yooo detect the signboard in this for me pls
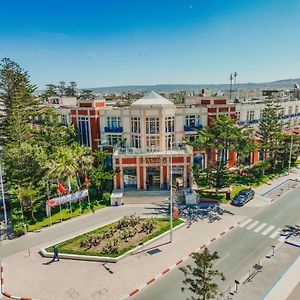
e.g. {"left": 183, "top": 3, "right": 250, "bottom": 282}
{"left": 146, "top": 157, "right": 167, "bottom": 164}
{"left": 47, "top": 189, "right": 88, "bottom": 207}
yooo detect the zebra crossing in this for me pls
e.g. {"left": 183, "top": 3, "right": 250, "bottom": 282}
{"left": 239, "top": 219, "right": 286, "bottom": 242}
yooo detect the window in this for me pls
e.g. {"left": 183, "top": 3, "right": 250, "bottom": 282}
{"left": 165, "top": 134, "right": 174, "bottom": 149}
{"left": 131, "top": 135, "right": 141, "bottom": 148}
{"left": 107, "top": 116, "right": 121, "bottom": 128}
{"left": 246, "top": 110, "right": 254, "bottom": 122}
{"left": 288, "top": 106, "right": 293, "bottom": 116}
{"left": 185, "top": 115, "right": 200, "bottom": 126}
{"left": 146, "top": 136, "right": 160, "bottom": 151}
{"left": 165, "top": 116, "right": 174, "bottom": 132}
{"left": 61, "top": 114, "right": 68, "bottom": 125}
{"left": 107, "top": 134, "right": 122, "bottom": 146}
{"left": 78, "top": 117, "right": 90, "bottom": 147}
{"left": 146, "top": 117, "right": 159, "bottom": 134}
{"left": 131, "top": 117, "right": 140, "bottom": 133}
{"left": 259, "top": 110, "right": 264, "bottom": 120}
{"left": 235, "top": 112, "right": 241, "bottom": 121}
{"left": 295, "top": 106, "right": 298, "bottom": 114}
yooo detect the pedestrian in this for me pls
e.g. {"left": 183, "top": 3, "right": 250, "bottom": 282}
{"left": 53, "top": 245, "right": 59, "bottom": 261}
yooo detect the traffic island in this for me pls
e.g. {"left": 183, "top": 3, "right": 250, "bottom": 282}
{"left": 40, "top": 215, "right": 184, "bottom": 263}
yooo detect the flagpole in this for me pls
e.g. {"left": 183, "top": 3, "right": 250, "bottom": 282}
{"left": 57, "top": 179, "right": 63, "bottom": 222}
{"left": 59, "top": 204, "right": 62, "bottom": 222}
{"left": 49, "top": 207, "right": 52, "bottom": 226}
{"left": 85, "top": 174, "right": 91, "bottom": 212}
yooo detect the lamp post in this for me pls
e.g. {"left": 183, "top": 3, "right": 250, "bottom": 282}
{"left": 0, "top": 147, "right": 7, "bottom": 227}
{"left": 169, "top": 137, "right": 173, "bottom": 243}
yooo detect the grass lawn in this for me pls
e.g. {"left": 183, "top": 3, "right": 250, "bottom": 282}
{"left": 28, "top": 202, "right": 106, "bottom": 232}
{"left": 46, "top": 216, "right": 183, "bottom": 258}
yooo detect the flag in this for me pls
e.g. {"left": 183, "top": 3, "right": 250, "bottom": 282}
{"left": 58, "top": 182, "right": 67, "bottom": 193}
{"left": 84, "top": 175, "right": 89, "bottom": 186}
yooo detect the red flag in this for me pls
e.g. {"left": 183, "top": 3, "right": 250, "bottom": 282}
{"left": 58, "top": 181, "right": 67, "bottom": 193}
{"left": 84, "top": 175, "right": 89, "bottom": 186}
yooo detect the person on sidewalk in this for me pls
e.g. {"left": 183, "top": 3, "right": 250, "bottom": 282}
{"left": 53, "top": 245, "right": 60, "bottom": 261}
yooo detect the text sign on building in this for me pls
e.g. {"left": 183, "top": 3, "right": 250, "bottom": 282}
{"left": 47, "top": 190, "right": 89, "bottom": 207}
{"left": 145, "top": 157, "right": 167, "bottom": 164}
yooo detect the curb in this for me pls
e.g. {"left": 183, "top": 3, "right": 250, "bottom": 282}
{"left": 1, "top": 263, "right": 38, "bottom": 300}
{"left": 122, "top": 221, "right": 241, "bottom": 299}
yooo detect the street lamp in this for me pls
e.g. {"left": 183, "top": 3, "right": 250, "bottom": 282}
{"left": 0, "top": 147, "right": 7, "bottom": 227}
{"left": 271, "top": 245, "right": 275, "bottom": 256}
{"left": 170, "top": 137, "right": 173, "bottom": 243}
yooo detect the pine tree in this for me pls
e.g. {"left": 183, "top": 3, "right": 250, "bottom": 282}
{"left": 258, "top": 101, "right": 284, "bottom": 169}
{"left": 180, "top": 248, "right": 225, "bottom": 300}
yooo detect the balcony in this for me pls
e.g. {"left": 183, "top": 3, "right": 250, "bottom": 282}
{"left": 104, "top": 126, "right": 123, "bottom": 133}
{"left": 184, "top": 124, "right": 203, "bottom": 131}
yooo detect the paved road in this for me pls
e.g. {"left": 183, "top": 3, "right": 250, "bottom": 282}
{"left": 132, "top": 185, "right": 300, "bottom": 300}
{"left": 1, "top": 204, "right": 162, "bottom": 257}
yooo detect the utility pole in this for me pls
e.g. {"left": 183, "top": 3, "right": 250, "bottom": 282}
{"left": 0, "top": 158, "right": 7, "bottom": 227}
{"left": 234, "top": 72, "right": 238, "bottom": 98}
{"left": 229, "top": 73, "right": 233, "bottom": 100}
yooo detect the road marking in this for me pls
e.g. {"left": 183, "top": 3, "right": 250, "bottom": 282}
{"left": 239, "top": 219, "right": 253, "bottom": 228}
{"left": 247, "top": 221, "right": 260, "bottom": 230}
{"left": 270, "top": 228, "right": 281, "bottom": 239}
{"left": 262, "top": 225, "right": 275, "bottom": 235}
{"left": 254, "top": 223, "right": 267, "bottom": 233}
{"left": 215, "top": 253, "right": 230, "bottom": 265}
{"left": 278, "top": 236, "right": 286, "bottom": 242}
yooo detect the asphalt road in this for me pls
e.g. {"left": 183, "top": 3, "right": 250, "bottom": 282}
{"left": 132, "top": 185, "right": 300, "bottom": 300}
{"left": 1, "top": 204, "right": 161, "bottom": 257}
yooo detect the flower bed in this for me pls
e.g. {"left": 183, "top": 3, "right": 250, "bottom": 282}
{"left": 46, "top": 215, "right": 183, "bottom": 258}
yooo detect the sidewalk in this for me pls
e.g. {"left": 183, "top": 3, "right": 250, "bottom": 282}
{"left": 1, "top": 167, "right": 300, "bottom": 300}
{"left": 230, "top": 242, "right": 300, "bottom": 300}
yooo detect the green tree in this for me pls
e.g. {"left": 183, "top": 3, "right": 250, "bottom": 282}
{"left": 180, "top": 248, "right": 225, "bottom": 300}
{"left": 65, "top": 81, "right": 77, "bottom": 97}
{"left": 89, "top": 151, "right": 114, "bottom": 197}
{"left": 58, "top": 81, "right": 66, "bottom": 96}
{"left": 258, "top": 101, "right": 284, "bottom": 169}
{"left": 79, "top": 89, "right": 95, "bottom": 100}
{"left": 41, "top": 83, "right": 58, "bottom": 100}
{"left": 191, "top": 115, "right": 243, "bottom": 194}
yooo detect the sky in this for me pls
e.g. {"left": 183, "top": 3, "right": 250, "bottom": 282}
{"left": 1, "top": 0, "right": 300, "bottom": 89}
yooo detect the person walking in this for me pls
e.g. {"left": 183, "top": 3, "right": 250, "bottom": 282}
{"left": 53, "top": 245, "right": 60, "bottom": 261}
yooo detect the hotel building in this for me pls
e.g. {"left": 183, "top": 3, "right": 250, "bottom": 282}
{"left": 55, "top": 85, "right": 300, "bottom": 191}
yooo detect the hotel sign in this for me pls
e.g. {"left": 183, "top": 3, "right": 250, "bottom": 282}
{"left": 146, "top": 157, "right": 167, "bottom": 164}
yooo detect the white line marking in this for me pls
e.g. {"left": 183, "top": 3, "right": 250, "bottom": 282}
{"left": 278, "top": 236, "right": 286, "bottom": 242}
{"left": 270, "top": 228, "right": 281, "bottom": 239}
{"left": 215, "top": 253, "right": 230, "bottom": 265}
{"left": 239, "top": 219, "right": 253, "bottom": 228}
{"left": 254, "top": 223, "right": 267, "bottom": 233}
{"left": 247, "top": 221, "right": 260, "bottom": 230}
{"left": 262, "top": 225, "right": 275, "bottom": 235}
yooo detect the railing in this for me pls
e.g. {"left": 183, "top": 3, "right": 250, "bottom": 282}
{"left": 184, "top": 124, "right": 203, "bottom": 131}
{"left": 104, "top": 126, "right": 123, "bottom": 133}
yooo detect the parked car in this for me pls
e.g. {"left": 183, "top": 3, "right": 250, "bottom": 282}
{"left": 231, "top": 189, "right": 255, "bottom": 206}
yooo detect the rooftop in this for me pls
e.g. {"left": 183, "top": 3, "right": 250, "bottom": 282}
{"left": 130, "top": 91, "right": 174, "bottom": 108}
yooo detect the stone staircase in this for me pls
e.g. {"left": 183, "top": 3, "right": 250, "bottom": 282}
{"left": 122, "top": 190, "right": 170, "bottom": 204}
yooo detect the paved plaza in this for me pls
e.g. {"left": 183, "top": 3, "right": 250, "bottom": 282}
{"left": 1, "top": 168, "right": 300, "bottom": 300}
